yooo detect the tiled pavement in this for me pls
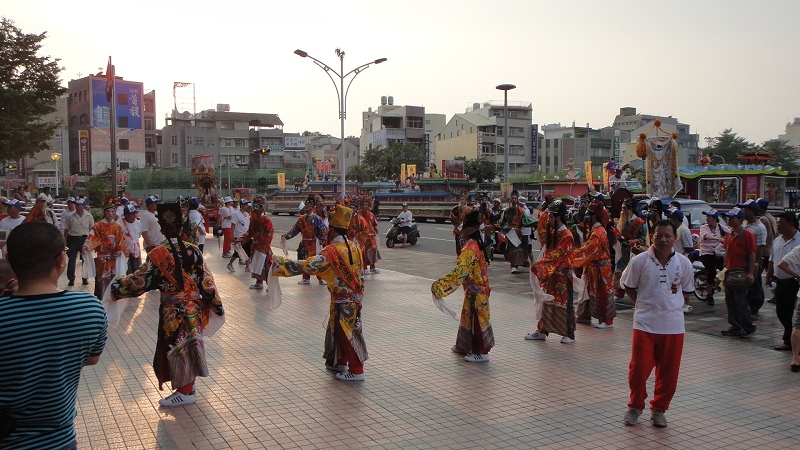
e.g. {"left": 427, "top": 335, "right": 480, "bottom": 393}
{"left": 71, "top": 241, "right": 800, "bottom": 449}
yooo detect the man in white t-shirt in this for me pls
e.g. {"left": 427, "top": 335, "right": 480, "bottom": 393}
{"left": 0, "top": 200, "right": 26, "bottom": 256}
{"left": 227, "top": 200, "right": 251, "bottom": 271}
{"left": 139, "top": 195, "right": 165, "bottom": 252}
{"left": 620, "top": 219, "right": 694, "bottom": 428}
{"left": 60, "top": 198, "right": 76, "bottom": 231}
{"left": 219, "top": 196, "right": 234, "bottom": 258}
{"left": 118, "top": 205, "right": 142, "bottom": 274}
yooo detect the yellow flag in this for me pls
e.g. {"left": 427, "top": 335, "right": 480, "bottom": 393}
{"left": 407, "top": 164, "right": 416, "bottom": 178}
{"left": 401, "top": 164, "right": 407, "bottom": 181}
{"left": 277, "top": 173, "right": 286, "bottom": 190}
{"left": 584, "top": 161, "right": 594, "bottom": 186}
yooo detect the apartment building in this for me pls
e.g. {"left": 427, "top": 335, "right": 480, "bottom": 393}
{"left": 435, "top": 101, "right": 533, "bottom": 176}
{"left": 358, "top": 96, "right": 445, "bottom": 169}
{"left": 161, "top": 105, "right": 284, "bottom": 170}
{"left": 540, "top": 123, "right": 612, "bottom": 176}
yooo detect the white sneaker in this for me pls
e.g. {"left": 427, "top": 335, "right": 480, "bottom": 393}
{"left": 362, "top": 270, "right": 369, "bottom": 276}
{"left": 524, "top": 330, "right": 546, "bottom": 341}
{"left": 226, "top": 263, "right": 235, "bottom": 273}
{"left": 371, "top": 268, "right": 381, "bottom": 274}
{"left": 594, "top": 322, "right": 613, "bottom": 329}
{"left": 560, "top": 336, "right": 575, "bottom": 344}
{"left": 158, "top": 391, "right": 195, "bottom": 407}
{"left": 511, "top": 267, "right": 521, "bottom": 274}
{"left": 464, "top": 353, "right": 490, "bottom": 363}
{"left": 335, "top": 371, "right": 365, "bottom": 381}
{"left": 249, "top": 283, "right": 264, "bottom": 290}
{"left": 681, "top": 304, "right": 693, "bottom": 313}
{"left": 613, "top": 296, "right": 624, "bottom": 303}
{"left": 624, "top": 408, "right": 643, "bottom": 426}
{"left": 298, "top": 279, "right": 311, "bottom": 285}
{"left": 319, "top": 279, "right": 327, "bottom": 285}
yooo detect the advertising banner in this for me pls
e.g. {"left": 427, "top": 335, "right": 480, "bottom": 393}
{"left": 531, "top": 124, "right": 539, "bottom": 166}
{"left": 277, "top": 173, "right": 286, "bottom": 190}
{"left": 91, "top": 78, "right": 143, "bottom": 129}
{"left": 79, "top": 130, "right": 90, "bottom": 173}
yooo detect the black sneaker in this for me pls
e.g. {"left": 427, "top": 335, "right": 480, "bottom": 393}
{"left": 68, "top": 280, "right": 75, "bottom": 287}
{"left": 82, "top": 279, "right": 89, "bottom": 285}
{"left": 721, "top": 328, "right": 743, "bottom": 336}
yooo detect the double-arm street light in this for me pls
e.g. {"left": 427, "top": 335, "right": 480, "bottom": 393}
{"left": 294, "top": 48, "right": 387, "bottom": 198}
{"left": 496, "top": 84, "right": 516, "bottom": 183}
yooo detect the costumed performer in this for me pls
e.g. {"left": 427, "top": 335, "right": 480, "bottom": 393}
{"left": 573, "top": 202, "right": 616, "bottom": 328}
{"left": 107, "top": 201, "right": 225, "bottom": 407}
{"left": 271, "top": 204, "right": 367, "bottom": 381}
{"left": 431, "top": 211, "right": 495, "bottom": 362}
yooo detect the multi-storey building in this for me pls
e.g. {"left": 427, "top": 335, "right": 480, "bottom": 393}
{"left": 358, "top": 96, "right": 444, "bottom": 170}
{"left": 161, "top": 104, "right": 284, "bottom": 170}
{"left": 435, "top": 101, "right": 533, "bottom": 176}
{"left": 66, "top": 74, "right": 151, "bottom": 175}
{"left": 778, "top": 117, "right": 800, "bottom": 152}
{"left": 540, "top": 123, "right": 612, "bottom": 176}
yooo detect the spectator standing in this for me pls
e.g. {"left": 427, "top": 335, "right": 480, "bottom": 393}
{"left": 738, "top": 200, "right": 767, "bottom": 320}
{"left": 63, "top": 199, "right": 94, "bottom": 287}
{"left": 621, "top": 219, "right": 693, "bottom": 428}
{"left": 0, "top": 222, "right": 107, "bottom": 448}
{"left": 140, "top": 195, "right": 165, "bottom": 252}
{"left": 720, "top": 207, "right": 758, "bottom": 337}
{"left": 770, "top": 212, "right": 800, "bottom": 351}
{"left": 219, "top": 196, "right": 234, "bottom": 258}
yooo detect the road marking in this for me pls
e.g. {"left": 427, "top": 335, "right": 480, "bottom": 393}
{"left": 421, "top": 236, "right": 451, "bottom": 242}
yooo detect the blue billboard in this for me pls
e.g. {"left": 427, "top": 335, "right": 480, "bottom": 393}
{"left": 91, "top": 78, "right": 143, "bottom": 129}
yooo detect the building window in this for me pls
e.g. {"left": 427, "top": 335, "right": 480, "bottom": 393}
{"left": 144, "top": 118, "right": 154, "bottom": 130}
{"left": 195, "top": 137, "right": 204, "bottom": 145}
{"left": 407, "top": 116, "right": 423, "bottom": 128}
{"left": 186, "top": 136, "right": 193, "bottom": 144}
{"left": 144, "top": 99, "right": 154, "bottom": 112}
{"left": 509, "top": 126, "right": 525, "bottom": 137}
{"left": 510, "top": 145, "right": 524, "bottom": 155}
{"left": 235, "top": 138, "right": 247, "bottom": 147}
{"left": 118, "top": 116, "right": 129, "bottom": 128}
{"left": 145, "top": 136, "right": 154, "bottom": 148}
{"left": 80, "top": 114, "right": 89, "bottom": 125}
{"left": 220, "top": 121, "right": 234, "bottom": 130}
{"left": 118, "top": 139, "right": 129, "bottom": 150}
{"left": 171, "top": 153, "right": 178, "bottom": 163}
{"left": 221, "top": 138, "right": 234, "bottom": 147}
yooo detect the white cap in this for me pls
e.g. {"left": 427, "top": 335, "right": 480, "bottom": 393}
{"left": 223, "top": 196, "right": 234, "bottom": 204}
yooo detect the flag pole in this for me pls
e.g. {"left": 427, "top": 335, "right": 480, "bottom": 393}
{"left": 107, "top": 56, "right": 117, "bottom": 196}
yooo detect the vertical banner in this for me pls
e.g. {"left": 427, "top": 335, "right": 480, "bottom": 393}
{"left": 500, "top": 183, "right": 514, "bottom": 199}
{"left": 423, "top": 134, "right": 431, "bottom": 168}
{"left": 79, "top": 130, "right": 90, "bottom": 173}
{"left": 531, "top": 124, "right": 539, "bottom": 168}
{"left": 407, "top": 164, "right": 416, "bottom": 178}
{"left": 277, "top": 173, "right": 286, "bottom": 189}
{"left": 584, "top": 161, "right": 594, "bottom": 186}
{"left": 400, "top": 163, "right": 407, "bottom": 181}
{"left": 602, "top": 162, "right": 610, "bottom": 191}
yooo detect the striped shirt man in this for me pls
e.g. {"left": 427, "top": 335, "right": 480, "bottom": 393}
{"left": 0, "top": 290, "right": 107, "bottom": 449}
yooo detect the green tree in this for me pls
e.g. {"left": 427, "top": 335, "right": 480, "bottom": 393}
{"left": 758, "top": 139, "right": 800, "bottom": 173}
{"left": 0, "top": 18, "right": 67, "bottom": 161}
{"left": 361, "top": 142, "right": 425, "bottom": 180}
{"left": 464, "top": 157, "right": 498, "bottom": 183}
{"left": 346, "top": 163, "right": 373, "bottom": 183}
{"left": 710, "top": 129, "right": 753, "bottom": 165}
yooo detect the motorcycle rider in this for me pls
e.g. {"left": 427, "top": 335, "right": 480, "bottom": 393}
{"left": 397, "top": 202, "right": 413, "bottom": 248}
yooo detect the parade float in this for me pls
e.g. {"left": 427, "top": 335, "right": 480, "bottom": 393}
{"left": 190, "top": 155, "right": 220, "bottom": 231}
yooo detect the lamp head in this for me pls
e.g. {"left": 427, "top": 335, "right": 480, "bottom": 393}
{"left": 496, "top": 83, "right": 516, "bottom": 91}
{"left": 294, "top": 49, "right": 308, "bottom": 58}
{"left": 374, "top": 58, "right": 387, "bottom": 64}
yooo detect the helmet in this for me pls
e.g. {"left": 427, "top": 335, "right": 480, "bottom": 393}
{"left": 547, "top": 199, "right": 567, "bottom": 219}
{"left": 646, "top": 198, "right": 663, "bottom": 213}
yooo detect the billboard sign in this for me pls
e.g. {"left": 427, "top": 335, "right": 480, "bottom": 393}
{"left": 531, "top": 124, "right": 539, "bottom": 166}
{"left": 91, "top": 78, "right": 143, "bottom": 129}
{"left": 284, "top": 137, "right": 306, "bottom": 149}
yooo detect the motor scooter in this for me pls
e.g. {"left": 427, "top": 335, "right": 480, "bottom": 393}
{"left": 386, "top": 218, "right": 420, "bottom": 248}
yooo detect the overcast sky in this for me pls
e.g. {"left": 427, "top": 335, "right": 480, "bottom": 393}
{"left": 6, "top": 0, "right": 799, "bottom": 146}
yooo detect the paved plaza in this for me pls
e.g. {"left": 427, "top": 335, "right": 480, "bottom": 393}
{"left": 71, "top": 244, "right": 800, "bottom": 449}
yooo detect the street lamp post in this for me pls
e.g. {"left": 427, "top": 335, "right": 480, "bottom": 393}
{"left": 495, "top": 84, "right": 516, "bottom": 183}
{"left": 294, "top": 48, "right": 386, "bottom": 198}
{"left": 50, "top": 152, "right": 62, "bottom": 197}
